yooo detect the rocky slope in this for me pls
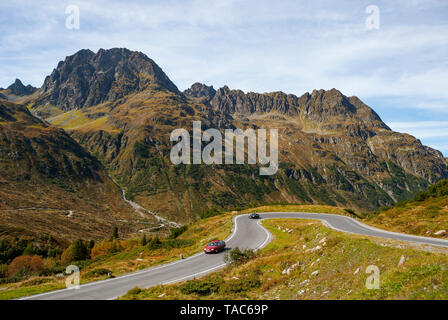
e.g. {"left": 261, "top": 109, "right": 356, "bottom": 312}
{"left": 185, "top": 84, "right": 446, "bottom": 184}
{"left": 26, "top": 48, "right": 448, "bottom": 222}
{"left": 0, "top": 100, "right": 157, "bottom": 244}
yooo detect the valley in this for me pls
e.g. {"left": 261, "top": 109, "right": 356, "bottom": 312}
{"left": 0, "top": 47, "right": 447, "bottom": 301}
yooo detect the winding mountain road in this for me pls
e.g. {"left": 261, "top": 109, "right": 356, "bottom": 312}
{"left": 21, "top": 212, "right": 448, "bottom": 300}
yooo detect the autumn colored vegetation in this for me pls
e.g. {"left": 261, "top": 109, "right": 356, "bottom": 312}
{"left": 0, "top": 223, "right": 195, "bottom": 287}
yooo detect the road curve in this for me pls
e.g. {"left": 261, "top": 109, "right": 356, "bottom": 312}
{"left": 21, "top": 212, "right": 448, "bottom": 300}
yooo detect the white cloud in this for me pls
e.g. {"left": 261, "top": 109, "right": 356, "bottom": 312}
{"left": 0, "top": 0, "right": 447, "bottom": 120}
{"left": 387, "top": 121, "right": 448, "bottom": 139}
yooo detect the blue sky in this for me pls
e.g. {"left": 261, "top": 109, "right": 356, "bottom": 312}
{"left": 0, "top": 0, "right": 447, "bottom": 155}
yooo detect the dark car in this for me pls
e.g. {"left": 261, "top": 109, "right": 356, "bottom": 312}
{"left": 204, "top": 240, "right": 226, "bottom": 253}
{"left": 249, "top": 213, "right": 260, "bottom": 219}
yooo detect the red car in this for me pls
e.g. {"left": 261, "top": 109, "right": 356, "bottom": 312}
{"left": 204, "top": 240, "right": 226, "bottom": 253}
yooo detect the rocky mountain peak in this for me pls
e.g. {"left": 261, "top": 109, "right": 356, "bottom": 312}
{"left": 6, "top": 79, "right": 37, "bottom": 96}
{"left": 183, "top": 82, "right": 216, "bottom": 101}
{"left": 38, "top": 48, "right": 180, "bottom": 110}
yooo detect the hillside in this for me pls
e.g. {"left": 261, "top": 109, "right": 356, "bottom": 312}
{"left": 367, "top": 179, "right": 448, "bottom": 238}
{"left": 0, "top": 100, "right": 157, "bottom": 245}
{"left": 25, "top": 48, "right": 447, "bottom": 222}
{"left": 4, "top": 206, "right": 447, "bottom": 300}
{"left": 121, "top": 218, "right": 448, "bottom": 300}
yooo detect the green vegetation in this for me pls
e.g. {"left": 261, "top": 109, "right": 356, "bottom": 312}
{"left": 61, "top": 239, "right": 90, "bottom": 263}
{"left": 134, "top": 141, "right": 150, "bottom": 159}
{"left": 176, "top": 274, "right": 261, "bottom": 297}
{"left": 3, "top": 196, "right": 448, "bottom": 300}
{"left": 200, "top": 209, "right": 222, "bottom": 219}
{"left": 84, "top": 268, "right": 112, "bottom": 278}
{"left": 169, "top": 226, "right": 188, "bottom": 239}
{"left": 179, "top": 279, "right": 222, "bottom": 296}
{"left": 145, "top": 237, "right": 194, "bottom": 250}
{"left": 367, "top": 179, "right": 448, "bottom": 238}
{"left": 0, "top": 237, "right": 66, "bottom": 285}
{"left": 344, "top": 208, "right": 356, "bottom": 215}
{"left": 111, "top": 227, "right": 119, "bottom": 240}
{"left": 224, "top": 247, "right": 256, "bottom": 265}
{"left": 414, "top": 179, "right": 448, "bottom": 202}
{"left": 0, "top": 237, "right": 61, "bottom": 265}
{"left": 0, "top": 210, "right": 235, "bottom": 299}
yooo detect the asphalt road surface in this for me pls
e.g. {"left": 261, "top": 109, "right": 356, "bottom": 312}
{"left": 21, "top": 212, "right": 448, "bottom": 300}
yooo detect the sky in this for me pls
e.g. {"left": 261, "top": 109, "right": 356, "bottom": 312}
{"left": 0, "top": 0, "right": 447, "bottom": 155}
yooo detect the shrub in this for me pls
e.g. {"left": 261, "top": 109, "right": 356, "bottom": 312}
{"left": 72, "top": 240, "right": 90, "bottom": 261}
{"left": 414, "top": 191, "right": 428, "bottom": 202}
{"left": 145, "top": 237, "right": 193, "bottom": 250}
{"left": 200, "top": 210, "right": 221, "bottom": 219}
{"left": 61, "top": 240, "right": 90, "bottom": 263}
{"left": 85, "top": 268, "right": 111, "bottom": 278}
{"left": 22, "top": 244, "right": 35, "bottom": 256}
{"left": 169, "top": 225, "right": 188, "bottom": 239}
{"left": 326, "top": 236, "right": 343, "bottom": 248}
{"left": 179, "top": 279, "right": 221, "bottom": 296}
{"left": 46, "top": 247, "right": 62, "bottom": 258}
{"left": 146, "top": 237, "right": 162, "bottom": 250}
{"left": 111, "top": 227, "right": 119, "bottom": 240}
{"left": 91, "top": 240, "right": 122, "bottom": 259}
{"left": 7, "top": 255, "right": 44, "bottom": 277}
{"left": 30, "top": 255, "right": 44, "bottom": 272}
{"left": 413, "top": 179, "right": 448, "bottom": 202}
{"left": 0, "top": 275, "right": 23, "bottom": 284}
{"left": 0, "top": 264, "right": 8, "bottom": 278}
{"left": 134, "top": 141, "right": 150, "bottom": 158}
{"left": 344, "top": 208, "right": 355, "bottom": 215}
{"left": 224, "top": 247, "right": 256, "bottom": 265}
{"left": 127, "top": 287, "right": 143, "bottom": 295}
{"left": 140, "top": 234, "right": 147, "bottom": 246}
{"left": 426, "top": 179, "right": 448, "bottom": 198}
{"left": 221, "top": 276, "right": 261, "bottom": 294}
{"left": 162, "top": 239, "right": 194, "bottom": 249}
{"left": 39, "top": 264, "right": 66, "bottom": 276}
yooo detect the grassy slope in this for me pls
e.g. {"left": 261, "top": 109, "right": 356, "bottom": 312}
{"left": 0, "top": 205, "right": 346, "bottom": 299}
{"left": 121, "top": 219, "right": 448, "bottom": 300}
{"left": 366, "top": 179, "right": 448, "bottom": 239}
{"left": 0, "top": 101, "right": 154, "bottom": 244}
{"left": 367, "top": 196, "right": 448, "bottom": 238}
{"left": 3, "top": 203, "right": 448, "bottom": 300}
{"left": 0, "top": 211, "right": 234, "bottom": 300}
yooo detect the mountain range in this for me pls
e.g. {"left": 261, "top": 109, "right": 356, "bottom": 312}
{"left": 0, "top": 48, "right": 446, "bottom": 239}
